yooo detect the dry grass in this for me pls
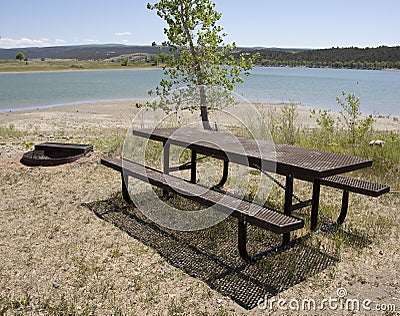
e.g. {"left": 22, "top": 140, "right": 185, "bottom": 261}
{"left": 0, "top": 102, "right": 399, "bottom": 315}
{"left": 0, "top": 59, "right": 154, "bottom": 72}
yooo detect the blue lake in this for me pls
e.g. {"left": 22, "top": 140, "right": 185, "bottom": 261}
{"left": 0, "top": 67, "right": 399, "bottom": 115}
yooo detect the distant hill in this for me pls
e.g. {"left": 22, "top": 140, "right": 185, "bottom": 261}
{"left": 248, "top": 46, "right": 400, "bottom": 70}
{"left": 1, "top": 44, "right": 399, "bottom": 70}
{"left": 0, "top": 44, "right": 170, "bottom": 60}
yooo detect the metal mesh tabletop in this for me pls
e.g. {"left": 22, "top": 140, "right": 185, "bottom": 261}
{"left": 133, "top": 128, "right": 372, "bottom": 179}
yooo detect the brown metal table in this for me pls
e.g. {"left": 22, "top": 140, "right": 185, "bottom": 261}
{"left": 132, "top": 127, "right": 373, "bottom": 244}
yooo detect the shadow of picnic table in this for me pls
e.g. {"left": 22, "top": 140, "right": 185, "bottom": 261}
{"left": 83, "top": 196, "right": 370, "bottom": 310}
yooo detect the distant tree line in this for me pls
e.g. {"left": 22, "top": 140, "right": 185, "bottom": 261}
{"left": 148, "top": 53, "right": 174, "bottom": 66}
{"left": 242, "top": 46, "right": 400, "bottom": 70}
{"left": 5, "top": 45, "right": 400, "bottom": 70}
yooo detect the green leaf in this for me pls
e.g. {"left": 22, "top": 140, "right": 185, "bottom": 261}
{"left": 147, "top": 0, "right": 257, "bottom": 127}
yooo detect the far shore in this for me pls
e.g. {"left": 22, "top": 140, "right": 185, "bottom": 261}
{"left": 2, "top": 65, "right": 400, "bottom": 75}
{"left": 1, "top": 59, "right": 400, "bottom": 74}
{"left": 0, "top": 65, "right": 159, "bottom": 74}
{"left": 0, "top": 58, "right": 162, "bottom": 73}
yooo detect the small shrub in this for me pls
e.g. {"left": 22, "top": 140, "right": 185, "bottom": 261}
{"left": 273, "top": 103, "right": 298, "bottom": 145}
{"left": 69, "top": 64, "right": 84, "bottom": 69}
{"left": 310, "top": 109, "right": 336, "bottom": 146}
{"left": 336, "top": 91, "right": 374, "bottom": 145}
{"left": 121, "top": 57, "right": 131, "bottom": 67}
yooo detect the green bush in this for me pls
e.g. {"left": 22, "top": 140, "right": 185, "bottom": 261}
{"left": 336, "top": 91, "right": 374, "bottom": 145}
{"left": 121, "top": 57, "right": 131, "bottom": 67}
{"left": 269, "top": 103, "right": 298, "bottom": 145}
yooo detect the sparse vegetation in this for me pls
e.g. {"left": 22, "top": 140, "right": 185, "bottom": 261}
{"left": 270, "top": 103, "right": 299, "bottom": 145}
{"left": 0, "top": 59, "right": 156, "bottom": 72}
{"left": 336, "top": 91, "right": 374, "bottom": 145}
{"left": 121, "top": 57, "right": 131, "bottom": 67}
{"left": 266, "top": 98, "right": 399, "bottom": 187}
{"left": 0, "top": 124, "right": 26, "bottom": 139}
{"left": 0, "top": 99, "right": 398, "bottom": 314}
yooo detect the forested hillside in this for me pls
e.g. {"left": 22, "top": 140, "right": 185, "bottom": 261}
{"left": 0, "top": 45, "right": 169, "bottom": 60}
{"left": 1, "top": 44, "right": 399, "bottom": 70}
{"left": 251, "top": 46, "right": 400, "bottom": 69}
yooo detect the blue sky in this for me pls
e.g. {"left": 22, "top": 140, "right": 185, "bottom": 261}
{"left": 1, "top": 0, "right": 399, "bottom": 49}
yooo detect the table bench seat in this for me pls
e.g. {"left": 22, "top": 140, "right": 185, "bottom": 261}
{"left": 101, "top": 157, "right": 304, "bottom": 234}
{"left": 306, "top": 174, "right": 390, "bottom": 228}
{"left": 101, "top": 157, "right": 305, "bottom": 261}
{"left": 320, "top": 175, "right": 390, "bottom": 197}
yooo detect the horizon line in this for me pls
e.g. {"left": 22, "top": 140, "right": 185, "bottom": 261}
{"left": 1, "top": 43, "right": 399, "bottom": 50}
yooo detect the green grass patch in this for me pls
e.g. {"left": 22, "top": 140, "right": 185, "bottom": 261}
{"left": 0, "top": 125, "right": 26, "bottom": 140}
{"left": 0, "top": 59, "right": 157, "bottom": 72}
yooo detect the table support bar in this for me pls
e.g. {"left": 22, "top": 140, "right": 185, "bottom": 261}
{"left": 122, "top": 173, "right": 132, "bottom": 204}
{"left": 282, "top": 174, "right": 294, "bottom": 245}
{"left": 337, "top": 190, "right": 349, "bottom": 224}
{"left": 163, "top": 141, "right": 170, "bottom": 197}
{"left": 211, "top": 160, "right": 229, "bottom": 190}
{"left": 190, "top": 150, "right": 197, "bottom": 184}
{"left": 311, "top": 178, "right": 321, "bottom": 231}
{"left": 292, "top": 199, "right": 313, "bottom": 211}
{"left": 238, "top": 217, "right": 302, "bottom": 262}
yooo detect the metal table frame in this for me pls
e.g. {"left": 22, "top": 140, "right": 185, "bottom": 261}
{"left": 132, "top": 127, "right": 373, "bottom": 246}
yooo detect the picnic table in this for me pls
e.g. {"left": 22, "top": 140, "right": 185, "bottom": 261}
{"left": 101, "top": 127, "right": 389, "bottom": 262}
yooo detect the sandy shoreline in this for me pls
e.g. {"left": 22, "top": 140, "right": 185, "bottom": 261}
{"left": 0, "top": 100, "right": 398, "bottom": 167}
{"left": 0, "top": 66, "right": 157, "bottom": 75}
{"left": 1, "top": 100, "right": 399, "bottom": 133}
{"left": 0, "top": 100, "right": 138, "bottom": 131}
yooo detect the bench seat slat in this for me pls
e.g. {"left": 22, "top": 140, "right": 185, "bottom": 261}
{"left": 320, "top": 175, "right": 390, "bottom": 197}
{"left": 101, "top": 158, "right": 304, "bottom": 234}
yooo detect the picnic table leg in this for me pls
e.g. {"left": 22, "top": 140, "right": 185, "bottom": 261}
{"left": 238, "top": 217, "right": 251, "bottom": 262}
{"left": 238, "top": 214, "right": 301, "bottom": 262}
{"left": 282, "top": 174, "right": 294, "bottom": 245}
{"left": 121, "top": 172, "right": 132, "bottom": 204}
{"left": 311, "top": 179, "right": 321, "bottom": 231}
{"left": 337, "top": 190, "right": 349, "bottom": 224}
{"left": 212, "top": 160, "right": 229, "bottom": 190}
{"left": 163, "top": 141, "right": 170, "bottom": 197}
{"left": 190, "top": 149, "right": 197, "bottom": 184}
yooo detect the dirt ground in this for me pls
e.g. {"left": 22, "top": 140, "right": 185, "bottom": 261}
{"left": 0, "top": 101, "right": 399, "bottom": 315}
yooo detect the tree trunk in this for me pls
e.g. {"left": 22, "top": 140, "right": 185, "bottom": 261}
{"left": 199, "top": 86, "right": 212, "bottom": 130}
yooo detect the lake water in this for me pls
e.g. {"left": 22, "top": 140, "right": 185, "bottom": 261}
{"left": 1, "top": 67, "right": 399, "bottom": 115}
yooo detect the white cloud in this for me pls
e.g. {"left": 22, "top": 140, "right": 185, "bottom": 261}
{"left": 115, "top": 32, "right": 132, "bottom": 36}
{"left": 55, "top": 39, "right": 67, "bottom": 45}
{"left": 83, "top": 39, "right": 100, "bottom": 44}
{"left": 0, "top": 37, "right": 67, "bottom": 48}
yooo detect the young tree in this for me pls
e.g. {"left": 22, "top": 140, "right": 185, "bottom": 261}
{"left": 336, "top": 91, "right": 374, "bottom": 145}
{"left": 147, "top": 0, "right": 257, "bottom": 129}
{"left": 15, "top": 52, "right": 25, "bottom": 61}
{"left": 121, "top": 57, "right": 131, "bottom": 66}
